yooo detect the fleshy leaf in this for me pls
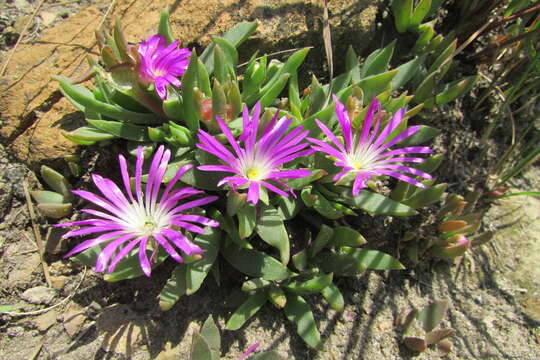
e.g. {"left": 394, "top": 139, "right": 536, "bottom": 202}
{"left": 222, "top": 244, "right": 295, "bottom": 281}
{"left": 225, "top": 291, "right": 267, "bottom": 330}
{"left": 329, "top": 226, "right": 367, "bottom": 248}
{"left": 186, "top": 228, "right": 221, "bottom": 295}
{"left": 283, "top": 273, "right": 333, "bottom": 294}
{"left": 190, "top": 332, "right": 213, "bottom": 360}
{"left": 159, "top": 265, "right": 187, "bottom": 311}
{"left": 200, "top": 315, "right": 221, "bottom": 359}
{"left": 352, "top": 248, "right": 405, "bottom": 270}
{"left": 417, "top": 300, "right": 449, "bottom": 332}
{"left": 320, "top": 282, "right": 344, "bottom": 311}
{"left": 340, "top": 190, "right": 418, "bottom": 216}
{"left": 284, "top": 294, "right": 322, "bottom": 349}
{"left": 256, "top": 206, "right": 290, "bottom": 265}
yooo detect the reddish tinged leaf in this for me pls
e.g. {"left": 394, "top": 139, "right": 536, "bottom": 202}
{"left": 403, "top": 337, "right": 427, "bottom": 352}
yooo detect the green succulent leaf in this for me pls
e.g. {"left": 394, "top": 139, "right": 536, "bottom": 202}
{"left": 54, "top": 76, "right": 162, "bottom": 124}
{"left": 320, "top": 282, "right": 344, "bottom": 311}
{"left": 159, "top": 264, "right": 187, "bottom": 311}
{"left": 340, "top": 189, "right": 418, "bottom": 216}
{"left": 276, "top": 196, "right": 303, "bottom": 220}
{"left": 31, "top": 190, "right": 65, "bottom": 205}
{"left": 286, "top": 169, "right": 327, "bottom": 190}
{"left": 308, "top": 224, "right": 334, "bottom": 258}
{"left": 157, "top": 8, "right": 175, "bottom": 44}
{"left": 87, "top": 119, "right": 150, "bottom": 142}
{"left": 190, "top": 332, "right": 213, "bottom": 360}
{"left": 181, "top": 51, "right": 201, "bottom": 131}
{"left": 200, "top": 22, "right": 258, "bottom": 74}
{"left": 346, "top": 46, "right": 361, "bottom": 83}
{"left": 62, "top": 126, "right": 116, "bottom": 143}
{"left": 37, "top": 203, "right": 72, "bottom": 219}
{"left": 361, "top": 40, "right": 396, "bottom": 78}
{"left": 284, "top": 294, "right": 322, "bottom": 349}
{"left": 391, "top": 55, "right": 426, "bottom": 90}
{"left": 436, "top": 75, "right": 478, "bottom": 105}
{"left": 186, "top": 228, "right": 221, "bottom": 295}
{"left": 40, "top": 165, "right": 73, "bottom": 202}
{"left": 225, "top": 291, "right": 267, "bottom": 330}
{"left": 402, "top": 183, "right": 447, "bottom": 209}
{"left": 292, "top": 249, "right": 308, "bottom": 272}
{"left": 392, "top": 0, "right": 413, "bottom": 33}
{"left": 314, "top": 250, "right": 366, "bottom": 276}
{"left": 200, "top": 315, "right": 221, "bottom": 359}
{"left": 397, "top": 125, "right": 440, "bottom": 146}
{"left": 417, "top": 300, "right": 449, "bottom": 332}
{"left": 238, "top": 204, "right": 257, "bottom": 239}
{"left": 351, "top": 248, "right": 405, "bottom": 270}
{"left": 222, "top": 244, "right": 295, "bottom": 281}
{"left": 256, "top": 206, "right": 290, "bottom": 265}
{"left": 410, "top": 0, "right": 433, "bottom": 28}
{"left": 357, "top": 69, "right": 398, "bottom": 104}
{"left": 260, "top": 72, "right": 290, "bottom": 108}
{"left": 283, "top": 273, "right": 333, "bottom": 294}
{"left": 242, "top": 278, "right": 272, "bottom": 292}
{"left": 329, "top": 226, "right": 367, "bottom": 248}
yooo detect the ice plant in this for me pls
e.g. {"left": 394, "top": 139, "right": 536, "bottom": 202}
{"left": 56, "top": 145, "right": 219, "bottom": 276}
{"left": 196, "top": 102, "right": 313, "bottom": 204}
{"left": 138, "top": 34, "right": 191, "bottom": 100}
{"left": 308, "top": 96, "right": 433, "bottom": 195}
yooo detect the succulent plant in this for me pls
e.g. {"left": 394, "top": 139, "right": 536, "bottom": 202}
{"left": 31, "top": 165, "right": 74, "bottom": 219}
{"left": 398, "top": 300, "right": 454, "bottom": 357}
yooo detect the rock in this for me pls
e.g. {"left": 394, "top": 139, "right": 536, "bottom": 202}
{"left": 0, "top": 0, "right": 381, "bottom": 169}
{"left": 63, "top": 303, "right": 86, "bottom": 337}
{"left": 6, "top": 326, "right": 24, "bottom": 337}
{"left": 0, "top": 178, "right": 13, "bottom": 219}
{"left": 7, "top": 252, "right": 40, "bottom": 286}
{"left": 3, "top": 164, "right": 40, "bottom": 200}
{"left": 97, "top": 304, "right": 148, "bottom": 356}
{"left": 49, "top": 275, "right": 68, "bottom": 290}
{"left": 20, "top": 286, "right": 58, "bottom": 305}
{"left": 33, "top": 310, "right": 58, "bottom": 331}
{"left": 39, "top": 11, "right": 57, "bottom": 27}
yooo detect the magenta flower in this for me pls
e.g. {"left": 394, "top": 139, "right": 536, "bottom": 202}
{"left": 308, "top": 96, "right": 433, "bottom": 195}
{"left": 56, "top": 145, "right": 219, "bottom": 277}
{"left": 196, "top": 102, "right": 313, "bottom": 204}
{"left": 138, "top": 34, "right": 191, "bottom": 100}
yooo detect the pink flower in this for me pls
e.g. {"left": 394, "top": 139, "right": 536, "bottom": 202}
{"left": 56, "top": 145, "right": 218, "bottom": 276}
{"left": 138, "top": 34, "right": 191, "bottom": 100}
{"left": 308, "top": 96, "right": 433, "bottom": 195}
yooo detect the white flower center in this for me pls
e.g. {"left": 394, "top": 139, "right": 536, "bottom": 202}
{"left": 121, "top": 198, "right": 172, "bottom": 237}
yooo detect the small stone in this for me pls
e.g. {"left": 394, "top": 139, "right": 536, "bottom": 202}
{"left": 20, "top": 286, "right": 58, "bottom": 305}
{"left": 63, "top": 303, "right": 86, "bottom": 338}
{"left": 7, "top": 326, "right": 24, "bottom": 337}
{"left": 50, "top": 275, "right": 68, "bottom": 290}
{"left": 33, "top": 310, "right": 58, "bottom": 331}
{"left": 39, "top": 11, "right": 57, "bottom": 27}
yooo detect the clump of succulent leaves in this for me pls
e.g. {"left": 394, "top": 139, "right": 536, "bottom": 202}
{"left": 397, "top": 300, "right": 454, "bottom": 356}
{"left": 31, "top": 165, "right": 74, "bottom": 219}
{"left": 53, "top": 7, "right": 481, "bottom": 350}
{"left": 391, "top": 0, "right": 478, "bottom": 110}
{"left": 403, "top": 190, "right": 494, "bottom": 263}
{"left": 188, "top": 316, "right": 284, "bottom": 360}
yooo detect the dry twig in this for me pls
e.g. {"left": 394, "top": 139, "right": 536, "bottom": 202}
{"left": 23, "top": 181, "right": 52, "bottom": 287}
